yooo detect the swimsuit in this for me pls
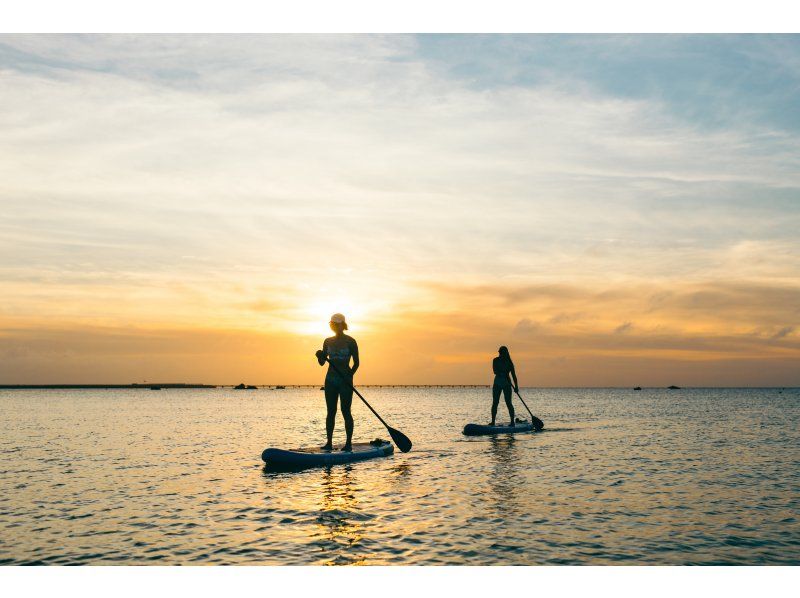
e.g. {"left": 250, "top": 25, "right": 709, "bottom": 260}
{"left": 493, "top": 358, "right": 512, "bottom": 390}
{"left": 325, "top": 343, "right": 352, "bottom": 391}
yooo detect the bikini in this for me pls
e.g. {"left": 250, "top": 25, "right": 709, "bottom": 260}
{"left": 326, "top": 344, "right": 351, "bottom": 389}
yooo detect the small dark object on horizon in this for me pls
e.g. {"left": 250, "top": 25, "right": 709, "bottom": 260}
{"left": 667, "top": 385, "right": 681, "bottom": 389}
{"left": 275, "top": 385, "right": 286, "bottom": 390}
{"left": 234, "top": 383, "right": 257, "bottom": 390}
{"left": 634, "top": 386, "right": 642, "bottom": 390}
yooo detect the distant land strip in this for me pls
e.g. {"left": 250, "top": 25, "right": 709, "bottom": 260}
{"left": 0, "top": 383, "right": 495, "bottom": 389}
{"left": 0, "top": 383, "right": 217, "bottom": 389}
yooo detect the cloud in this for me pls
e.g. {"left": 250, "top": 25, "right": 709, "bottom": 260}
{"left": 772, "top": 326, "right": 795, "bottom": 340}
{"left": 4, "top": 313, "right": 798, "bottom": 386}
{"left": 512, "top": 318, "right": 539, "bottom": 336}
{"left": 242, "top": 300, "right": 281, "bottom": 313}
{"left": 548, "top": 312, "right": 583, "bottom": 324}
{"left": 614, "top": 322, "right": 633, "bottom": 334}
{"left": 415, "top": 279, "right": 800, "bottom": 326}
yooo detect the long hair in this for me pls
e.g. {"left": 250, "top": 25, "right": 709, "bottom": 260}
{"left": 498, "top": 345, "right": 511, "bottom": 364}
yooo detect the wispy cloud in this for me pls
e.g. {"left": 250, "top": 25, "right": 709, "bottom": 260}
{"left": 771, "top": 326, "right": 795, "bottom": 340}
{"left": 614, "top": 322, "right": 633, "bottom": 334}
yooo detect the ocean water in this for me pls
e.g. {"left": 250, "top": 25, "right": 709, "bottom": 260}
{"left": 0, "top": 387, "right": 798, "bottom": 565}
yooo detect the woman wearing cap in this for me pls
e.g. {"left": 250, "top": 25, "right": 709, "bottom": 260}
{"left": 315, "top": 313, "right": 359, "bottom": 451}
{"left": 491, "top": 346, "right": 519, "bottom": 426}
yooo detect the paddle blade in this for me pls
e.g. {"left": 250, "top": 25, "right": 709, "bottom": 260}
{"left": 388, "top": 426, "right": 412, "bottom": 453}
{"left": 532, "top": 416, "right": 545, "bottom": 431}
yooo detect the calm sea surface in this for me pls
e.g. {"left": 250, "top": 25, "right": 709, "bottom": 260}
{"left": 1, "top": 387, "right": 798, "bottom": 565}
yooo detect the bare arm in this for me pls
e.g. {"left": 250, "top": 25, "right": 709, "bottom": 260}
{"left": 349, "top": 338, "right": 359, "bottom": 377}
{"left": 510, "top": 362, "right": 519, "bottom": 392}
{"left": 316, "top": 338, "right": 328, "bottom": 366}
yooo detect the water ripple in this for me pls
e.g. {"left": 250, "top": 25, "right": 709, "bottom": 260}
{"left": 0, "top": 387, "right": 798, "bottom": 564}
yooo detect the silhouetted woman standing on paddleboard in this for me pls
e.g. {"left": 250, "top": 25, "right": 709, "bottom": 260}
{"left": 491, "top": 346, "right": 518, "bottom": 427}
{"left": 315, "top": 313, "right": 359, "bottom": 452}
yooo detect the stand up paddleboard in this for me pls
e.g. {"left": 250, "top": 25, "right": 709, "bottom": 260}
{"left": 463, "top": 420, "right": 535, "bottom": 436}
{"left": 262, "top": 440, "right": 394, "bottom": 468}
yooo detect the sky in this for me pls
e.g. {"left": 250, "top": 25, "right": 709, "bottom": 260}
{"left": 1, "top": 34, "right": 799, "bottom": 386}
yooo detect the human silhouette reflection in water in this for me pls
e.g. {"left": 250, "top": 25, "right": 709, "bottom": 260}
{"left": 490, "top": 346, "right": 519, "bottom": 426}
{"left": 316, "top": 313, "right": 359, "bottom": 452}
{"left": 488, "top": 436, "right": 522, "bottom": 516}
{"left": 316, "top": 465, "right": 368, "bottom": 565}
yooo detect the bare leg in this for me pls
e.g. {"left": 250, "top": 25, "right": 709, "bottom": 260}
{"left": 340, "top": 389, "right": 354, "bottom": 451}
{"left": 490, "top": 384, "right": 501, "bottom": 425}
{"left": 503, "top": 384, "right": 515, "bottom": 425}
{"left": 323, "top": 383, "right": 338, "bottom": 449}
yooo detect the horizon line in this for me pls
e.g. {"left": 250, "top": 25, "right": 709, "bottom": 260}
{"left": 1, "top": 384, "right": 797, "bottom": 390}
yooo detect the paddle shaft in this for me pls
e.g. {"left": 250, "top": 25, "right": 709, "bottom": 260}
{"left": 513, "top": 387, "right": 536, "bottom": 421}
{"left": 325, "top": 357, "right": 392, "bottom": 430}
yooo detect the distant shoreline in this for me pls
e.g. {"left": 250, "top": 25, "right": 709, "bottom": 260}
{"left": 0, "top": 384, "right": 217, "bottom": 389}
{"left": 0, "top": 384, "right": 796, "bottom": 390}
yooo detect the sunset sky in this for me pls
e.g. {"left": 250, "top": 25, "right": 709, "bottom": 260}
{"left": 1, "top": 34, "right": 799, "bottom": 385}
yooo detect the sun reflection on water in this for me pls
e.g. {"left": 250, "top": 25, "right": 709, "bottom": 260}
{"left": 316, "top": 465, "right": 368, "bottom": 566}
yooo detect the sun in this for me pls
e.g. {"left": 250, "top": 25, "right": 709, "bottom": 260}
{"left": 295, "top": 296, "right": 367, "bottom": 336}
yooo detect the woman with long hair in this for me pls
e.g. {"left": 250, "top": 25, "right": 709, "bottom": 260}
{"left": 491, "top": 346, "right": 518, "bottom": 426}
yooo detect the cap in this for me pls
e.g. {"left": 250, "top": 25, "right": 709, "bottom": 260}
{"left": 330, "top": 313, "right": 346, "bottom": 324}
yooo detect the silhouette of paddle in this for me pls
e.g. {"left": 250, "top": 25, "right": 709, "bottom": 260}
{"left": 513, "top": 388, "right": 545, "bottom": 431}
{"left": 325, "top": 357, "right": 412, "bottom": 453}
